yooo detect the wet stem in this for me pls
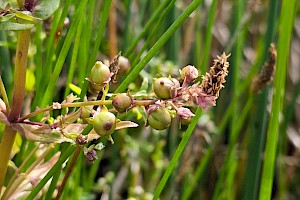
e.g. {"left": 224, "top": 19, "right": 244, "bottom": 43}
{"left": 0, "top": 30, "right": 30, "bottom": 191}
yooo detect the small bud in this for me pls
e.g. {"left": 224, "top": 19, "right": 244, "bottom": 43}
{"left": 112, "top": 93, "right": 133, "bottom": 113}
{"left": 148, "top": 107, "right": 171, "bottom": 130}
{"left": 90, "top": 110, "right": 117, "bottom": 136}
{"left": 89, "top": 61, "right": 112, "bottom": 91}
{"left": 76, "top": 135, "right": 88, "bottom": 145}
{"left": 118, "top": 56, "right": 131, "bottom": 74}
{"left": 86, "top": 149, "right": 97, "bottom": 163}
{"left": 180, "top": 65, "right": 199, "bottom": 83}
{"left": 153, "top": 77, "right": 178, "bottom": 99}
{"left": 177, "top": 107, "right": 195, "bottom": 125}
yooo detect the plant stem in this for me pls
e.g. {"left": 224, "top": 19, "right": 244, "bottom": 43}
{"left": 0, "top": 30, "right": 30, "bottom": 194}
{"left": 18, "top": 99, "right": 157, "bottom": 121}
{"left": 0, "top": 127, "right": 17, "bottom": 192}
{"left": 55, "top": 147, "right": 81, "bottom": 200}
{"left": 8, "top": 30, "right": 30, "bottom": 122}
{"left": 18, "top": 100, "right": 113, "bottom": 121}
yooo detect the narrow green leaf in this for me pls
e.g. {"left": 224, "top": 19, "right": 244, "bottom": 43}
{"left": 10, "top": 9, "right": 41, "bottom": 22}
{"left": 259, "top": 0, "right": 296, "bottom": 199}
{"left": 153, "top": 108, "right": 202, "bottom": 199}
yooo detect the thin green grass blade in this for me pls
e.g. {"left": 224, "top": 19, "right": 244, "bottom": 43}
{"left": 80, "top": 0, "right": 112, "bottom": 100}
{"left": 122, "top": 0, "right": 132, "bottom": 51}
{"left": 242, "top": 0, "right": 279, "bottom": 199}
{"left": 200, "top": 0, "right": 218, "bottom": 72}
{"left": 87, "top": 0, "right": 112, "bottom": 72}
{"left": 165, "top": 6, "right": 181, "bottom": 64}
{"left": 213, "top": 95, "right": 253, "bottom": 200}
{"left": 181, "top": 145, "right": 213, "bottom": 200}
{"left": 45, "top": 167, "right": 61, "bottom": 200}
{"left": 64, "top": 18, "right": 83, "bottom": 98}
{"left": 279, "top": 78, "right": 300, "bottom": 199}
{"left": 0, "top": 31, "right": 13, "bottom": 98}
{"left": 77, "top": 17, "right": 88, "bottom": 88}
{"left": 212, "top": 0, "right": 246, "bottom": 198}
{"left": 259, "top": 0, "right": 297, "bottom": 199}
{"left": 40, "top": 0, "right": 88, "bottom": 108}
{"left": 124, "top": 0, "right": 170, "bottom": 57}
{"left": 153, "top": 108, "right": 202, "bottom": 200}
{"left": 85, "top": 0, "right": 96, "bottom": 54}
{"left": 32, "top": 0, "right": 73, "bottom": 108}
{"left": 130, "top": 0, "right": 176, "bottom": 67}
{"left": 76, "top": 0, "right": 95, "bottom": 87}
{"left": 34, "top": 23, "right": 42, "bottom": 92}
{"left": 194, "top": 9, "right": 202, "bottom": 69}
{"left": 114, "top": 0, "right": 203, "bottom": 94}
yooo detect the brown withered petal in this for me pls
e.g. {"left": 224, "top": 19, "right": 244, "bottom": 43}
{"left": 252, "top": 43, "right": 277, "bottom": 93}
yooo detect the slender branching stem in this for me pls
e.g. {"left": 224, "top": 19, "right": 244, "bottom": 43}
{"left": 18, "top": 99, "right": 157, "bottom": 122}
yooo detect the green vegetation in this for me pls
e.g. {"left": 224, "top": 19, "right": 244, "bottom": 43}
{"left": 0, "top": 0, "right": 299, "bottom": 199}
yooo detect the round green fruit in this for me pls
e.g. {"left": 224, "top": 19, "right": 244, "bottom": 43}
{"left": 92, "top": 111, "right": 116, "bottom": 136}
{"left": 112, "top": 93, "right": 132, "bottom": 113}
{"left": 90, "top": 61, "right": 111, "bottom": 85}
{"left": 148, "top": 107, "right": 171, "bottom": 130}
{"left": 153, "top": 77, "right": 176, "bottom": 99}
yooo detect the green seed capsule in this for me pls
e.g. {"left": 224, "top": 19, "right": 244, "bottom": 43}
{"left": 153, "top": 77, "right": 176, "bottom": 99}
{"left": 112, "top": 93, "right": 132, "bottom": 113}
{"left": 148, "top": 107, "right": 171, "bottom": 130}
{"left": 91, "top": 111, "right": 116, "bottom": 136}
{"left": 90, "top": 61, "right": 111, "bottom": 85}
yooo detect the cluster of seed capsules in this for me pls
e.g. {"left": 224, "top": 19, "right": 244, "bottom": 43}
{"left": 85, "top": 53, "right": 230, "bottom": 137}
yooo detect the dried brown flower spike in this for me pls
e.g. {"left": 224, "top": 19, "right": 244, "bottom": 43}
{"left": 109, "top": 53, "right": 121, "bottom": 83}
{"left": 252, "top": 43, "right": 277, "bottom": 93}
{"left": 200, "top": 52, "right": 230, "bottom": 99}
